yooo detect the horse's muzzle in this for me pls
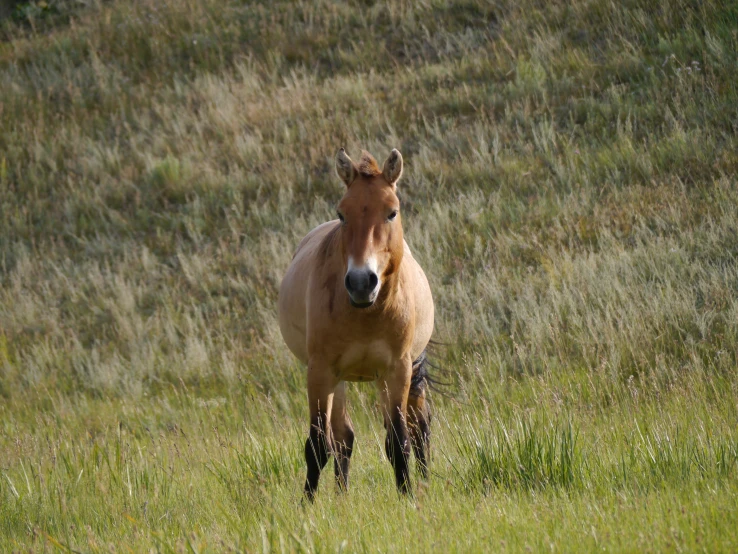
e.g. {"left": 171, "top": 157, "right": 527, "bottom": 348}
{"left": 345, "top": 269, "right": 379, "bottom": 308}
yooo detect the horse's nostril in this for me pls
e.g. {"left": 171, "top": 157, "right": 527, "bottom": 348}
{"left": 345, "top": 270, "right": 377, "bottom": 297}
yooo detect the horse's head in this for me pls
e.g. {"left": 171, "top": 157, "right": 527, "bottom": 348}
{"left": 334, "top": 148, "right": 405, "bottom": 309}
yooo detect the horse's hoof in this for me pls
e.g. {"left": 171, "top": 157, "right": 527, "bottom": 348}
{"left": 302, "top": 489, "right": 316, "bottom": 505}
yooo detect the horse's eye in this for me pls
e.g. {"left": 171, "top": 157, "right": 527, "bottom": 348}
{"left": 388, "top": 210, "right": 398, "bottom": 222}
{"left": 337, "top": 212, "right": 345, "bottom": 223}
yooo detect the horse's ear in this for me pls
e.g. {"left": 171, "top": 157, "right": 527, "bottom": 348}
{"left": 382, "top": 149, "right": 403, "bottom": 186}
{"left": 336, "top": 148, "right": 357, "bottom": 187}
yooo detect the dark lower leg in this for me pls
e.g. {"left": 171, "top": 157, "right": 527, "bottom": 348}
{"left": 333, "top": 426, "right": 354, "bottom": 491}
{"left": 410, "top": 412, "right": 430, "bottom": 479}
{"left": 304, "top": 414, "right": 331, "bottom": 502}
{"left": 408, "top": 395, "right": 431, "bottom": 480}
{"left": 385, "top": 414, "right": 411, "bottom": 493}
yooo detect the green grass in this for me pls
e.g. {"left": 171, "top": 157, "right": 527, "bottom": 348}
{"left": 1, "top": 0, "right": 738, "bottom": 551}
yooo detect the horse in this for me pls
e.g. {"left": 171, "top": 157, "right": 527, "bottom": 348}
{"left": 278, "top": 148, "right": 435, "bottom": 500}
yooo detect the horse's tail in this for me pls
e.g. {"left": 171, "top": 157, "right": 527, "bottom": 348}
{"left": 410, "top": 346, "right": 452, "bottom": 398}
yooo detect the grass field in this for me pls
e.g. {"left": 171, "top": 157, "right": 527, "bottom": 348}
{"left": 2, "top": 0, "right": 738, "bottom": 551}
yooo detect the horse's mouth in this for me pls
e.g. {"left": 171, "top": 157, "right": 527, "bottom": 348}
{"left": 349, "top": 298, "right": 374, "bottom": 309}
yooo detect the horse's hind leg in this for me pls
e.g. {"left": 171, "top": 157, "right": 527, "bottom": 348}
{"left": 408, "top": 386, "right": 431, "bottom": 480}
{"left": 331, "top": 382, "right": 355, "bottom": 491}
{"left": 304, "top": 364, "right": 336, "bottom": 502}
{"left": 378, "top": 359, "right": 413, "bottom": 494}
{"left": 408, "top": 351, "right": 432, "bottom": 479}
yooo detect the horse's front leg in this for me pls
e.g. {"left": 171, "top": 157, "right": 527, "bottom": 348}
{"left": 378, "top": 357, "right": 413, "bottom": 494}
{"left": 304, "top": 360, "right": 336, "bottom": 502}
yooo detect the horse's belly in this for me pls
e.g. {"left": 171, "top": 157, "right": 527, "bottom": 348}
{"left": 278, "top": 221, "right": 339, "bottom": 365}
{"left": 335, "top": 340, "right": 393, "bottom": 382}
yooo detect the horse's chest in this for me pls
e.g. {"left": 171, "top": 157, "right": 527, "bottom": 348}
{"left": 334, "top": 340, "right": 394, "bottom": 382}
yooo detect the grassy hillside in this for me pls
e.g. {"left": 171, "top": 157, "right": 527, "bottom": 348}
{"left": 1, "top": 0, "right": 737, "bottom": 551}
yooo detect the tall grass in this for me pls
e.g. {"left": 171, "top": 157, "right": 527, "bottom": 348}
{"left": 460, "top": 416, "right": 581, "bottom": 491}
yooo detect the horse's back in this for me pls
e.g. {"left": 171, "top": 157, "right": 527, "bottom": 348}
{"left": 278, "top": 221, "right": 339, "bottom": 363}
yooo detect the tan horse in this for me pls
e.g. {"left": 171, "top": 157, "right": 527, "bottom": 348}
{"left": 278, "top": 148, "right": 435, "bottom": 500}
